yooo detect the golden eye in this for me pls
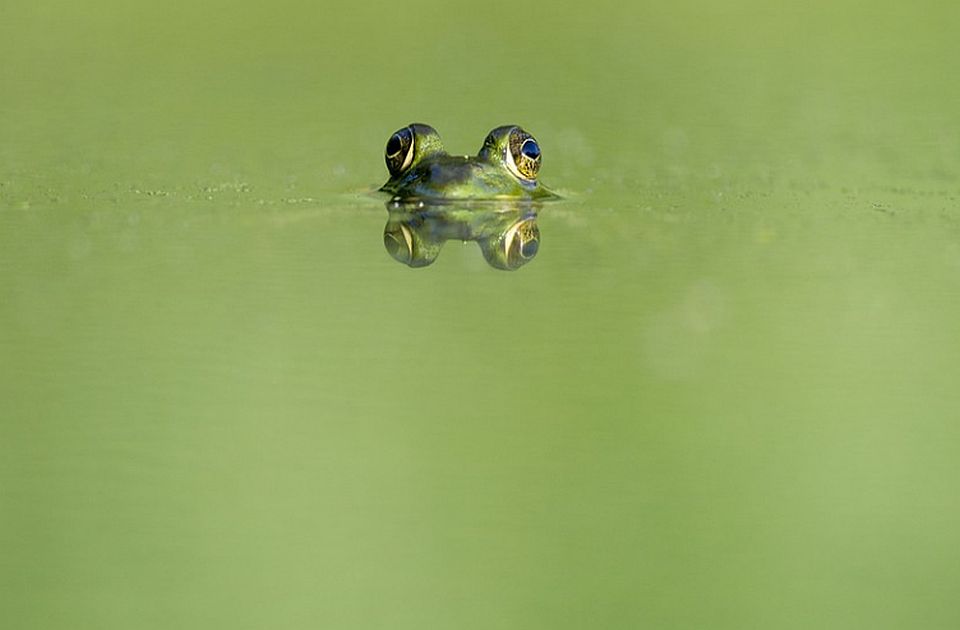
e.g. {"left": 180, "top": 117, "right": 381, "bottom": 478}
{"left": 505, "top": 128, "right": 541, "bottom": 182}
{"left": 385, "top": 126, "right": 415, "bottom": 175}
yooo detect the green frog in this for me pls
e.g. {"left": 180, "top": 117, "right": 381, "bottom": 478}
{"left": 380, "top": 124, "right": 556, "bottom": 201}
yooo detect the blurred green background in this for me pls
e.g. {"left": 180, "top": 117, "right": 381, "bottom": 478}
{"left": 2, "top": 1, "right": 960, "bottom": 628}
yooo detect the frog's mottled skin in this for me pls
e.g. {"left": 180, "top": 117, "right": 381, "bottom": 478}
{"left": 380, "top": 124, "right": 556, "bottom": 201}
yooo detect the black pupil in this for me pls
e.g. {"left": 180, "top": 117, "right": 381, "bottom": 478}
{"left": 386, "top": 133, "right": 403, "bottom": 157}
{"left": 521, "top": 140, "right": 540, "bottom": 159}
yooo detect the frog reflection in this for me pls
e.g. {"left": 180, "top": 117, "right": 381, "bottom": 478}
{"left": 383, "top": 201, "right": 541, "bottom": 271}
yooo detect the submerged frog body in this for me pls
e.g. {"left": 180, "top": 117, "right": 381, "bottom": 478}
{"left": 380, "top": 124, "right": 556, "bottom": 201}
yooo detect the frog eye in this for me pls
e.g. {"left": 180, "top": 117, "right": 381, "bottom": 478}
{"left": 505, "top": 128, "right": 541, "bottom": 182}
{"left": 385, "top": 126, "right": 415, "bottom": 175}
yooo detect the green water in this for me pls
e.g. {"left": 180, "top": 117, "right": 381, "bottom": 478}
{"left": 3, "top": 1, "right": 960, "bottom": 628}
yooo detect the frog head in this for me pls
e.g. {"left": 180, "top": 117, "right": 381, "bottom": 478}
{"left": 380, "top": 124, "right": 555, "bottom": 201}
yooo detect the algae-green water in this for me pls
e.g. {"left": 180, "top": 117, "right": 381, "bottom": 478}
{"left": 3, "top": 1, "right": 960, "bottom": 628}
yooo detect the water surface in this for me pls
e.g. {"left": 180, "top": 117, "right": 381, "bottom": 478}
{"left": 2, "top": 1, "right": 960, "bottom": 628}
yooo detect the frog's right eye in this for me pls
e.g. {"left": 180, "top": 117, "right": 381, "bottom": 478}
{"left": 385, "top": 127, "right": 416, "bottom": 176}
{"left": 505, "top": 128, "right": 541, "bottom": 182}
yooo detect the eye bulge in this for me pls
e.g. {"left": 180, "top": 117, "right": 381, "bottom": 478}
{"left": 507, "top": 127, "right": 541, "bottom": 181}
{"left": 387, "top": 124, "right": 543, "bottom": 182}
{"left": 385, "top": 126, "right": 415, "bottom": 175}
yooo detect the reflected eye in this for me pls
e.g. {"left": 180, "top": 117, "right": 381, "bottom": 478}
{"left": 505, "top": 218, "right": 540, "bottom": 268}
{"left": 505, "top": 128, "right": 541, "bottom": 182}
{"left": 385, "top": 126, "right": 415, "bottom": 175}
{"left": 383, "top": 223, "right": 414, "bottom": 264}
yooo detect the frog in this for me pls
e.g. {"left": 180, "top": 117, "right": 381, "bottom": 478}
{"left": 379, "top": 124, "right": 557, "bottom": 201}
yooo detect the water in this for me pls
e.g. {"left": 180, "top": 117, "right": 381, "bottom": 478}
{"left": 3, "top": 1, "right": 960, "bottom": 628}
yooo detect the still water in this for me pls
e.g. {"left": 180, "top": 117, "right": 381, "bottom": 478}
{"left": 2, "top": 1, "right": 960, "bottom": 628}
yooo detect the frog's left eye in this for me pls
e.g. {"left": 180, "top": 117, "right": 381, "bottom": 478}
{"left": 385, "top": 126, "right": 416, "bottom": 176}
{"left": 505, "top": 128, "right": 541, "bottom": 182}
